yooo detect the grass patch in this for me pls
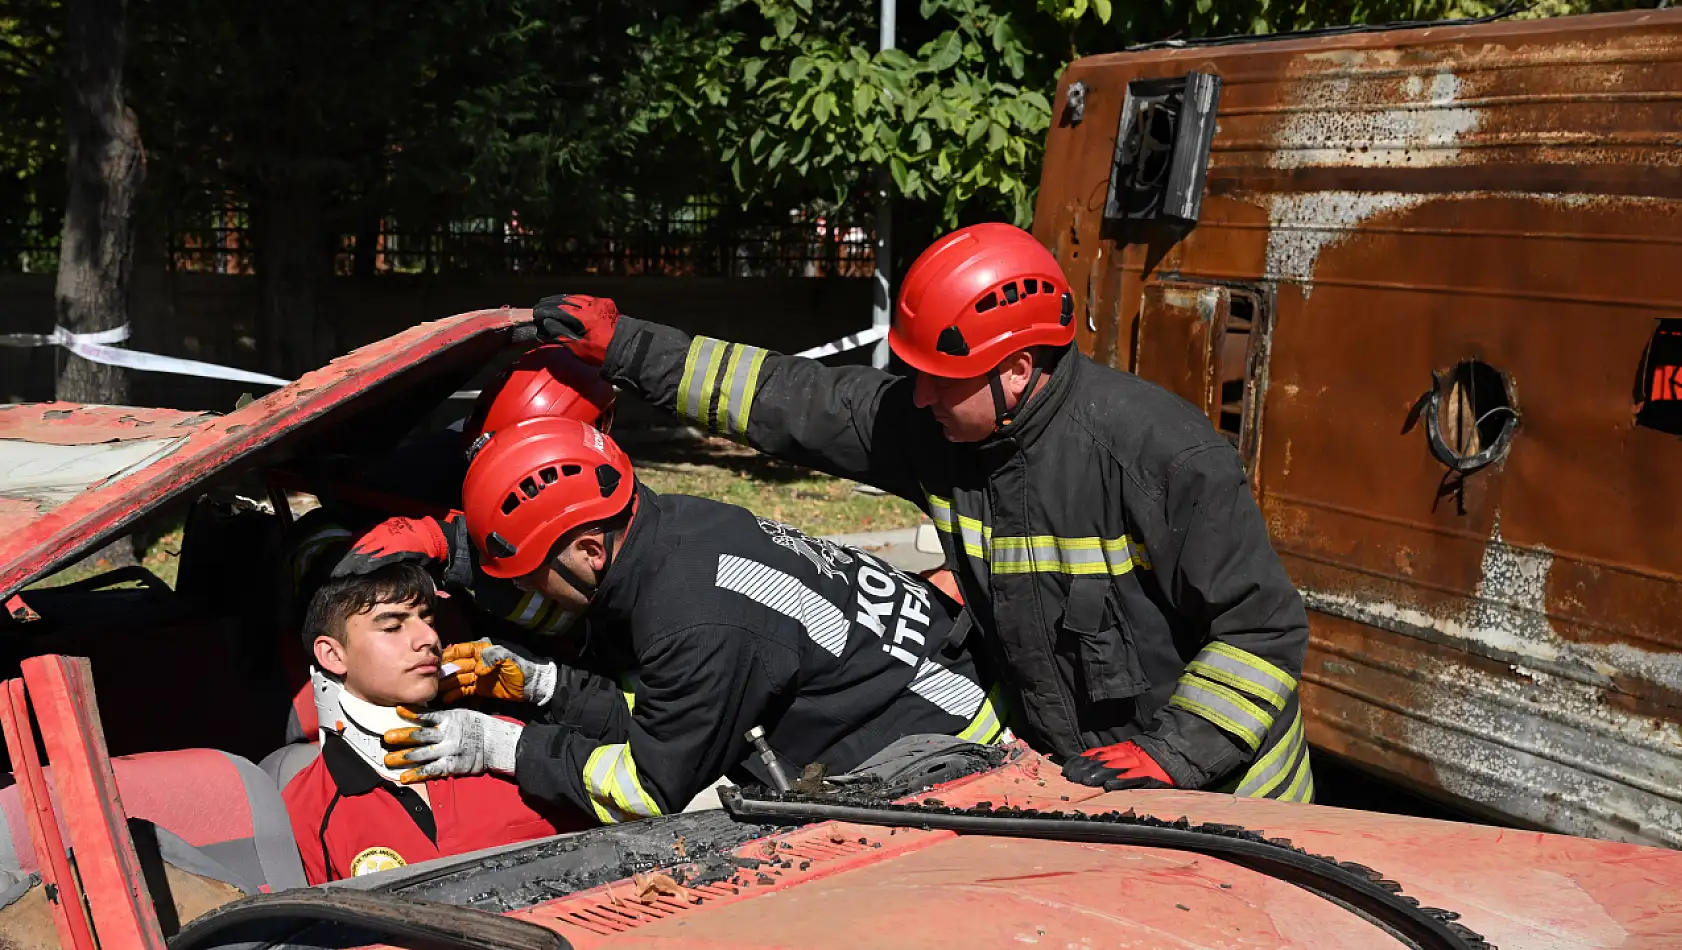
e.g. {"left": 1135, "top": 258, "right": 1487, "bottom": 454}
{"left": 624, "top": 435, "right": 924, "bottom": 537}
{"left": 26, "top": 524, "right": 185, "bottom": 591}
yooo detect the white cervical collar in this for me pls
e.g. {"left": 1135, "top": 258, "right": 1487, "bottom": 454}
{"left": 311, "top": 667, "right": 416, "bottom": 786}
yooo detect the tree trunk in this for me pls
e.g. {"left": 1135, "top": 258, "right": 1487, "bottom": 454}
{"left": 251, "top": 175, "right": 328, "bottom": 378}
{"left": 54, "top": 0, "right": 145, "bottom": 404}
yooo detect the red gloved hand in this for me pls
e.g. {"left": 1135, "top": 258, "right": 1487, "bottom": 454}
{"left": 331, "top": 514, "right": 465, "bottom": 579}
{"left": 1061, "top": 741, "right": 1176, "bottom": 791}
{"left": 532, "top": 294, "right": 621, "bottom": 365}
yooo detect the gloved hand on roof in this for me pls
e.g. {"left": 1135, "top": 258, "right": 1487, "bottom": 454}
{"left": 532, "top": 294, "right": 621, "bottom": 365}
{"left": 330, "top": 514, "right": 474, "bottom": 588}
{"left": 1061, "top": 740, "right": 1176, "bottom": 791}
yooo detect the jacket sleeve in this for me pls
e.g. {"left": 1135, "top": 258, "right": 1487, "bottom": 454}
{"left": 539, "top": 663, "right": 634, "bottom": 746}
{"left": 602, "top": 316, "right": 927, "bottom": 503}
{"left": 512, "top": 625, "right": 790, "bottom": 822}
{"left": 1132, "top": 443, "right": 1312, "bottom": 789}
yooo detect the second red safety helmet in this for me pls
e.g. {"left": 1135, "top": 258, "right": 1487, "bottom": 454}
{"left": 890, "top": 223, "right": 1075, "bottom": 378}
{"left": 462, "top": 417, "right": 636, "bottom": 579}
{"left": 464, "top": 346, "right": 616, "bottom": 447}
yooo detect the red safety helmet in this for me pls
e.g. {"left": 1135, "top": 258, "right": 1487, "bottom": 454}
{"left": 462, "top": 417, "right": 636, "bottom": 579}
{"left": 464, "top": 346, "right": 616, "bottom": 447}
{"left": 890, "top": 223, "right": 1075, "bottom": 379}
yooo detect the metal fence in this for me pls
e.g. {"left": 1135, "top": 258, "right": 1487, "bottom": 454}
{"left": 0, "top": 197, "right": 869, "bottom": 279}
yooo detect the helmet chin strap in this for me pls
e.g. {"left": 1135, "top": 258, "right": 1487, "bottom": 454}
{"left": 548, "top": 525, "right": 622, "bottom": 603}
{"left": 989, "top": 363, "right": 1046, "bottom": 431}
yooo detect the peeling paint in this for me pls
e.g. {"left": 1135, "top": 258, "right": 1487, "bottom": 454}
{"left": 1271, "top": 69, "right": 1483, "bottom": 170}
{"left": 1264, "top": 191, "right": 1432, "bottom": 294}
{"left": 1301, "top": 516, "right": 1682, "bottom": 847}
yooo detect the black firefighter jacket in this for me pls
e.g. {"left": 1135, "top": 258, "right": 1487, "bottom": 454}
{"left": 513, "top": 485, "right": 1002, "bottom": 823}
{"left": 598, "top": 317, "right": 1314, "bottom": 800}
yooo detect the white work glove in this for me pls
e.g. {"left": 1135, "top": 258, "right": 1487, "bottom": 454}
{"left": 439, "top": 640, "right": 558, "bottom": 706}
{"left": 383, "top": 707, "right": 522, "bottom": 783}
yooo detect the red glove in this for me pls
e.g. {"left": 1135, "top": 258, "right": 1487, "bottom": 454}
{"left": 1061, "top": 741, "right": 1176, "bottom": 791}
{"left": 532, "top": 294, "right": 621, "bottom": 365}
{"left": 331, "top": 515, "right": 464, "bottom": 579}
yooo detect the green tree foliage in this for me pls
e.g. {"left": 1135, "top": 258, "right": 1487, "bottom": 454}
{"left": 626, "top": 0, "right": 1637, "bottom": 231}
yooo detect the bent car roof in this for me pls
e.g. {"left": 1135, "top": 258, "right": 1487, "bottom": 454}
{"left": 0, "top": 307, "right": 523, "bottom": 599}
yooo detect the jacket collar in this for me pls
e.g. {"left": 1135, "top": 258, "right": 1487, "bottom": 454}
{"left": 585, "top": 482, "right": 661, "bottom": 632}
{"left": 980, "top": 344, "right": 1080, "bottom": 452}
{"left": 321, "top": 730, "right": 385, "bottom": 797}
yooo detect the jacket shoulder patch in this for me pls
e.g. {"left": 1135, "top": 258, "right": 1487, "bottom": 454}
{"left": 350, "top": 846, "right": 407, "bottom": 876}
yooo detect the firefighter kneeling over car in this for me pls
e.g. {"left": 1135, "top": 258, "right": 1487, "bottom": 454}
{"left": 344, "top": 418, "right": 1002, "bottom": 825}
{"left": 525, "top": 221, "right": 1314, "bottom": 800}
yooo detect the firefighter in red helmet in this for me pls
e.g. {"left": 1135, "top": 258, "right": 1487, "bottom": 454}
{"left": 378, "top": 418, "right": 1000, "bottom": 822}
{"left": 525, "top": 222, "right": 1314, "bottom": 801}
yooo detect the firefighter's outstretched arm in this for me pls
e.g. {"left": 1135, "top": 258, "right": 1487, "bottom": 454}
{"left": 1132, "top": 445, "right": 1311, "bottom": 791}
{"left": 510, "top": 624, "right": 789, "bottom": 823}
{"left": 532, "top": 294, "right": 924, "bottom": 503}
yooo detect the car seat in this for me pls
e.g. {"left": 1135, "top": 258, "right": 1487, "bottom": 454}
{"left": 0, "top": 748, "right": 306, "bottom": 894}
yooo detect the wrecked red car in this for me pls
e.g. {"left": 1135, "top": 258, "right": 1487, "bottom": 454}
{"left": 3, "top": 305, "right": 1681, "bottom": 949}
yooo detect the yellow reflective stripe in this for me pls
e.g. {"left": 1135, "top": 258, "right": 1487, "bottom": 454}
{"left": 582, "top": 743, "right": 662, "bottom": 823}
{"left": 1236, "top": 706, "right": 1306, "bottom": 798}
{"left": 1169, "top": 674, "right": 1275, "bottom": 751}
{"left": 924, "top": 493, "right": 991, "bottom": 560}
{"left": 1280, "top": 747, "right": 1314, "bottom": 803}
{"left": 675, "top": 336, "right": 727, "bottom": 424}
{"left": 989, "top": 534, "right": 1150, "bottom": 576}
{"left": 957, "top": 687, "right": 1005, "bottom": 744}
{"left": 504, "top": 590, "right": 543, "bottom": 629}
{"left": 1190, "top": 645, "right": 1291, "bottom": 712}
{"left": 721, "top": 344, "right": 768, "bottom": 437}
{"left": 1197, "top": 642, "right": 1296, "bottom": 708}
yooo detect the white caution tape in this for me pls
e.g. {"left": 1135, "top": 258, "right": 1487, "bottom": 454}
{"left": 0, "top": 324, "right": 290, "bottom": 387}
{"left": 795, "top": 324, "right": 888, "bottom": 360}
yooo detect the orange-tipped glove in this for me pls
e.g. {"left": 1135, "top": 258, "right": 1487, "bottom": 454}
{"left": 383, "top": 707, "right": 521, "bottom": 783}
{"left": 439, "top": 640, "right": 557, "bottom": 706}
{"left": 1061, "top": 741, "right": 1176, "bottom": 791}
{"left": 532, "top": 294, "right": 621, "bottom": 365}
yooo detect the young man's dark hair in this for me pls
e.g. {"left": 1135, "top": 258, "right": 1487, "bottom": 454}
{"left": 302, "top": 563, "right": 437, "bottom": 651}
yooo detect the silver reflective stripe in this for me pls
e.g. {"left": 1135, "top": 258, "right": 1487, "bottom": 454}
{"left": 988, "top": 535, "right": 1148, "bottom": 576}
{"left": 908, "top": 660, "right": 986, "bottom": 719}
{"left": 1168, "top": 675, "right": 1274, "bottom": 751}
{"left": 1236, "top": 707, "right": 1308, "bottom": 798}
{"left": 583, "top": 744, "right": 661, "bottom": 822}
{"left": 1187, "top": 642, "right": 1295, "bottom": 711}
{"left": 720, "top": 344, "right": 768, "bottom": 437}
{"left": 676, "top": 336, "right": 727, "bottom": 423}
{"left": 715, "top": 554, "right": 849, "bottom": 656}
{"left": 507, "top": 590, "right": 544, "bottom": 628}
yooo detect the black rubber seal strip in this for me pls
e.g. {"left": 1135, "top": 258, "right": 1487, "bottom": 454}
{"left": 167, "top": 889, "right": 570, "bottom": 950}
{"left": 721, "top": 789, "right": 1492, "bottom": 950}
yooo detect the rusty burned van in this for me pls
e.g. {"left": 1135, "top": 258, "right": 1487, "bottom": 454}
{"left": 1034, "top": 7, "right": 1682, "bottom": 847}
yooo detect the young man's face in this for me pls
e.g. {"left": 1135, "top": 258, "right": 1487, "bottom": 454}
{"left": 315, "top": 597, "right": 442, "bottom": 707}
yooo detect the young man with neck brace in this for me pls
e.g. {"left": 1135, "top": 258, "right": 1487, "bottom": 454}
{"left": 280, "top": 564, "right": 589, "bottom": 883}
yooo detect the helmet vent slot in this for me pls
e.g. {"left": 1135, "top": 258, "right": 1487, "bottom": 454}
{"left": 502, "top": 493, "right": 521, "bottom": 515}
{"left": 539, "top": 466, "right": 559, "bottom": 485}
{"left": 520, "top": 476, "right": 541, "bottom": 498}
{"left": 1002, "top": 282, "right": 1019, "bottom": 304}
{"left": 974, "top": 292, "right": 998, "bottom": 313}
{"left": 936, "top": 327, "right": 971, "bottom": 357}
{"left": 596, "top": 464, "right": 622, "bottom": 497}
{"left": 562, "top": 463, "right": 582, "bottom": 477}
{"left": 1023, "top": 279, "right": 1038, "bottom": 295}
